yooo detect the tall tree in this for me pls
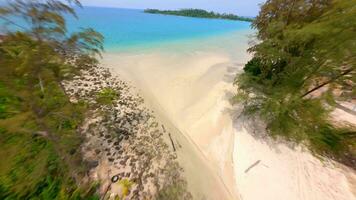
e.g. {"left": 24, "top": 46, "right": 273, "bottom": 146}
{"left": 235, "top": 0, "right": 356, "bottom": 166}
{"left": 0, "top": 0, "right": 104, "bottom": 96}
{"left": 0, "top": 1, "right": 104, "bottom": 198}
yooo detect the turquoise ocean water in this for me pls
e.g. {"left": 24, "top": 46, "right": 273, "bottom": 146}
{"left": 1, "top": 6, "right": 251, "bottom": 51}
{"left": 69, "top": 7, "right": 251, "bottom": 51}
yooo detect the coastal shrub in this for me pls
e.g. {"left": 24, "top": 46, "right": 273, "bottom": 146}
{"left": 118, "top": 179, "right": 133, "bottom": 198}
{"left": 0, "top": 83, "right": 22, "bottom": 119}
{"left": 0, "top": 75, "right": 97, "bottom": 199}
{"left": 96, "top": 88, "right": 120, "bottom": 105}
{"left": 0, "top": 0, "right": 104, "bottom": 198}
{"left": 235, "top": 0, "right": 356, "bottom": 166}
{"left": 243, "top": 57, "right": 262, "bottom": 76}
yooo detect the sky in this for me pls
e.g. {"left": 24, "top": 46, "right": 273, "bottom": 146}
{"left": 81, "top": 0, "right": 265, "bottom": 16}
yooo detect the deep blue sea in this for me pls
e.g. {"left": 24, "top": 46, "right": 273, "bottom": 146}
{"left": 2, "top": 6, "right": 251, "bottom": 51}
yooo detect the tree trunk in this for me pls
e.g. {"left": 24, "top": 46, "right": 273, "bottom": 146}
{"left": 301, "top": 68, "right": 354, "bottom": 98}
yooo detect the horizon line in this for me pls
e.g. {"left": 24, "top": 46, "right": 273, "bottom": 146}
{"left": 80, "top": 5, "right": 257, "bottom": 17}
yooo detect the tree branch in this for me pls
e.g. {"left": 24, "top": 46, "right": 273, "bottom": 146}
{"left": 301, "top": 68, "right": 354, "bottom": 98}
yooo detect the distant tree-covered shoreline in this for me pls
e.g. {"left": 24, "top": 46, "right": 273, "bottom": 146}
{"left": 144, "top": 9, "right": 254, "bottom": 22}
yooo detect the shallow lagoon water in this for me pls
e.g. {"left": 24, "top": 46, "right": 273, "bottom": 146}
{"left": 66, "top": 7, "right": 251, "bottom": 51}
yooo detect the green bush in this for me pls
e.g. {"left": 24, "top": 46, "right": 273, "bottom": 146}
{"left": 96, "top": 88, "right": 119, "bottom": 105}
{"left": 243, "top": 57, "right": 262, "bottom": 76}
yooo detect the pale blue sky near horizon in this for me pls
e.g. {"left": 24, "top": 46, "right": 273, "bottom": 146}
{"left": 81, "top": 0, "right": 265, "bottom": 16}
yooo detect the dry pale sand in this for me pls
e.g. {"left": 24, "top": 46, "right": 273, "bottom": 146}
{"left": 233, "top": 113, "right": 356, "bottom": 200}
{"left": 100, "top": 31, "right": 356, "bottom": 200}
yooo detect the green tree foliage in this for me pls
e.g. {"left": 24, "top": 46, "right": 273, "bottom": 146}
{"left": 0, "top": 0, "right": 103, "bottom": 198}
{"left": 235, "top": 0, "right": 356, "bottom": 166}
{"left": 144, "top": 8, "right": 254, "bottom": 22}
{"left": 0, "top": 0, "right": 103, "bottom": 56}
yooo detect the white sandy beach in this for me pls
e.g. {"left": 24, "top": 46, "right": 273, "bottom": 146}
{"left": 101, "top": 31, "right": 356, "bottom": 200}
